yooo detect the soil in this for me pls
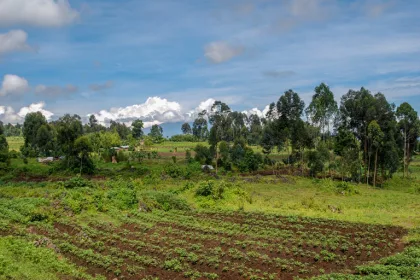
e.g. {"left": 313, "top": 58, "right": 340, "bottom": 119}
{"left": 25, "top": 212, "right": 407, "bottom": 280}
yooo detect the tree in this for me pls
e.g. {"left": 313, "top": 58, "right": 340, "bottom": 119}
{"left": 306, "top": 83, "right": 337, "bottom": 140}
{"left": 74, "top": 135, "right": 95, "bottom": 174}
{"left": 149, "top": 124, "right": 164, "bottom": 143}
{"left": 131, "top": 120, "right": 144, "bottom": 139}
{"left": 338, "top": 88, "right": 376, "bottom": 179}
{"left": 110, "top": 121, "right": 131, "bottom": 140}
{"left": 396, "top": 102, "right": 420, "bottom": 177}
{"left": 192, "top": 111, "right": 209, "bottom": 140}
{"left": 36, "top": 124, "right": 54, "bottom": 156}
{"left": 55, "top": 114, "right": 83, "bottom": 167}
{"left": 276, "top": 89, "right": 305, "bottom": 122}
{"left": 248, "top": 114, "right": 263, "bottom": 145}
{"left": 0, "top": 122, "right": 9, "bottom": 169}
{"left": 22, "top": 112, "right": 48, "bottom": 155}
{"left": 367, "top": 120, "right": 384, "bottom": 186}
{"left": 181, "top": 123, "right": 192, "bottom": 135}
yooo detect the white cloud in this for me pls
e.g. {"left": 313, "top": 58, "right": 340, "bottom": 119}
{"left": 0, "top": 0, "right": 79, "bottom": 27}
{"left": 204, "top": 41, "right": 244, "bottom": 63}
{"left": 0, "top": 74, "right": 29, "bottom": 96}
{"left": 0, "top": 30, "right": 32, "bottom": 55}
{"left": 0, "top": 102, "right": 53, "bottom": 123}
{"left": 242, "top": 105, "right": 270, "bottom": 118}
{"left": 92, "top": 97, "right": 185, "bottom": 128}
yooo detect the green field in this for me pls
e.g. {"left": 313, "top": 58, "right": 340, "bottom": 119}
{"left": 1, "top": 137, "right": 420, "bottom": 279}
{"left": 6, "top": 136, "right": 24, "bottom": 152}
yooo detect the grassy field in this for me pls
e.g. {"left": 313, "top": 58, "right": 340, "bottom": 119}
{"left": 6, "top": 136, "right": 24, "bottom": 151}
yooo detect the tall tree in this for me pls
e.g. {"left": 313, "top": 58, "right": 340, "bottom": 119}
{"left": 181, "top": 123, "right": 192, "bottom": 135}
{"left": 276, "top": 89, "right": 305, "bottom": 122}
{"left": 55, "top": 114, "right": 83, "bottom": 167}
{"left": 149, "top": 124, "right": 164, "bottom": 142}
{"left": 367, "top": 120, "right": 384, "bottom": 186}
{"left": 36, "top": 124, "right": 54, "bottom": 156}
{"left": 110, "top": 121, "right": 131, "bottom": 140}
{"left": 0, "top": 121, "right": 9, "bottom": 169}
{"left": 131, "top": 119, "right": 144, "bottom": 139}
{"left": 306, "top": 83, "right": 337, "bottom": 140}
{"left": 338, "top": 88, "right": 376, "bottom": 179}
{"left": 396, "top": 102, "right": 420, "bottom": 177}
{"left": 22, "top": 112, "right": 48, "bottom": 154}
{"left": 192, "top": 111, "right": 209, "bottom": 140}
{"left": 248, "top": 114, "right": 263, "bottom": 145}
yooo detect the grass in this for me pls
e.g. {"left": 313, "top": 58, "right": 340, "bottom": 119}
{"left": 6, "top": 136, "right": 24, "bottom": 151}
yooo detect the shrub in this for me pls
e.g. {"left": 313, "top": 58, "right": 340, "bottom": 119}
{"left": 163, "top": 163, "right": 183, "bottom": 178}
{"left": 139, "top": 191, "right": 190, "bottom": 211}
{"left": 62, "top": 176, "right": 93, "bottom": 189}
{"left": 116, "top": 150, "right": 129, "bottom": 162}
{"left": 106, "top": 181, "right": 138, "bottom": 210}
{"left": 336, "top": 182, "right": 360, "bottom": 195}
{"left": 195, "top": 181, "right": 225, "bottom": 199}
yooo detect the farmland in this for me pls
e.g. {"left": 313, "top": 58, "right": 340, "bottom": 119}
{"left": 1, "top": 168, "right": 420, "bottom": 279}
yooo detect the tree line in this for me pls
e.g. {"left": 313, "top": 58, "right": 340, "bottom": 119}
{"left": 182, "top": 83, "right": 419, "bottom": 185}
{"left": 1, "top": 82, "right": 419, "bottom": 184}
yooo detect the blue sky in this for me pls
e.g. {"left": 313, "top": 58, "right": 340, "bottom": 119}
{"left": 1, "top": 0, "right": 420, "bottom": 132}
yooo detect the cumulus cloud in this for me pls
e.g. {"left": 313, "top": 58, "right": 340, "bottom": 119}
{"left": 0, "top": 74, "right": 30, "bottom": 96}
{"left": 204, "top": 41, "right": 244, "bottom": 63}
{"left": 0, "top": 102, "right": 53, "bottom": 123}
{"left": 35, "top": 84, "right": 78, "bottom": 97}
{"left": 242, "top": 105, "right": 270, "bottom": 118}
{"left": 0, "top": 30, "right": 32, "bottom": 55}
{"left": 263, "top": 70, "right": 296, "bottom": 78}
{"left": 89, "top": 81, "right": 114, "bottom": 91}
{"left": 0, "top": 0, "right": 79, "bottom": 27}
{"left": 92, "top": 97, "right": 185, "bottom": 128}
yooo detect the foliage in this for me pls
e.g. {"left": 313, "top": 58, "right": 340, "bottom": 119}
{"left": 194, "top": 144, "right": 213, "bottom": 165}
{"left": 61, "top": 176, "right": 93, "bottom": 189}
{"left": 149, "top": 124, "right": 164, "bottom": 143}
{"left": 139, "top": 191, "right": 190, "bottom": 211}
{"left": 169, "top": 134, "right": 197, "bottom": 142}
{"left": 181, "top": 122, "right": 192, "bottom": 135}
{"left": 131, "top": 119, "right": 144, "bottom": 139}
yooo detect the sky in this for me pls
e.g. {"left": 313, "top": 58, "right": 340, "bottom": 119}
{"left": 1, "top": 0, "right": 420, "bottom": 134}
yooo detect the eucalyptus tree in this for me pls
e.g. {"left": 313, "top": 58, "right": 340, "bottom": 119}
{"left": 396, "top": 102, "right": 420, "bottom": 177}
{"left": 367, "top": 120, "right": 384, "bottom": 186}
{"left": 306, "top": 83, "right": 337, "bottom": 141}
{"left": 192, "top": 110, "right": 209, "bottom": 140}
{"left": 181, "top": 123, "right": 192, "bottom": 135}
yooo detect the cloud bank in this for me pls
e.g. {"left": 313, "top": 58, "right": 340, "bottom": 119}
{"left": 0, "top": 102, "right": 53, "bottom": 123}
{"left": 0, "top": 0, "right": 79, "bottom": 27}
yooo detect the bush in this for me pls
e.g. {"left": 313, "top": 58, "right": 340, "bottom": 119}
{"left": 336, "top": 182, "right": 359, "bottom": 195}
{"left": 163, "top": 163, "right": 183, "bottom": 178}
{"left": 139, "top": 191, "right": 190, "bottom": 211}
{"left": 169, "top": 134, "right": 197, "bottom": 142}
{"left": 106, "top": 181, "right": 138, "bottom": 210}
{"left": 195, "top": 181, "right": 224, "bottom": 199}
{"left": 194, "top": 144, "right": 213, "bottom": 165}
{"left": 116, "top": 150, "right": 129, "bottom": 162}
{"left": 62, "top": 176, "right": 93, "bottom": 189}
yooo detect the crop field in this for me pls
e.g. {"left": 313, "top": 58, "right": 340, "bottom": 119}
{"left": 0, "top": 209, "right": 408, "bottom": 279}
{"left": 1, "top": 174, "right": 420, "bottom": 280}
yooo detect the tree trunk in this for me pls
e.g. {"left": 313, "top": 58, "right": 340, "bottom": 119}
{"left": 374, "top": 149, "right": 378, "bottom": 187}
